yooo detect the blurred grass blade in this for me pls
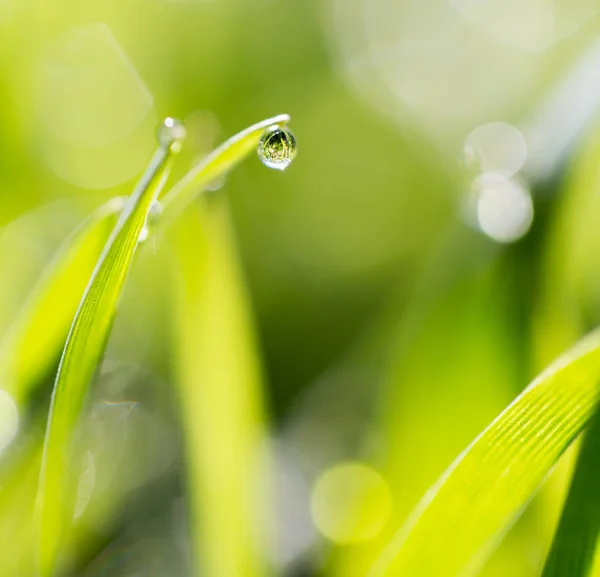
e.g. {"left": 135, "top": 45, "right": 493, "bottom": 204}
{"left": 541, "top": 402, "right": 600, "bottom": 577}
{"left": 368, "top": 329, "right": 600, "bottom": 577}
{"left": 164, "top": 114, "right": 293, "bottom": 577}
{"left": 160, "top": 113, "right": 289, "bottom": 227}
{"left": 35, "top": 134, "right": 179, "bottom": 577}
{"left": 0, "top": 198, "right": 124, "bottom": 406}
{"left": 0, "top": 440, "right": 43, "bottom": 576}
{"left": 170, "top": 183, "right": 271, "bottom": 576}
{"left": 330, "top": 229, "right": 527, "bottom": 577}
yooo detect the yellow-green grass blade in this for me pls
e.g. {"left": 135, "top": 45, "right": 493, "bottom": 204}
{"left": 0, "top": 114, "right": 288, "bottom": 411}
{"left": 35, "top": 141, "right": 177, "bottom": 577}
{"left": 0, "top": 113, "right": 289, "bottom": 576}
{"left": 0, "top": 438, "right": 43, "bottom": 577}
{"left": 162, "top": 115, "right": 292, "bottom": 577}
{"left": 160, "top": 113, "right": 290, "bottom": 227}
{"left": 170, "top": 198, "right": 270, "bottom": 577}
{"left": 541, "top": 403, "right": 600, "bottom": 577}
{"left": 368, "top": 328, "right": 600, "bottom": 577}
{"left": 0, "top": 198, "right": 124, "bottom": 406}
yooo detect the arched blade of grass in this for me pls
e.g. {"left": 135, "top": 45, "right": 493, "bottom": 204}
{"left": 159, "top": 113, "right": 290, "bottom": 227}
{"left": 32, "top": 113, "right": 291, "bottom": 576}
{"left": 367, "top": 328, "right": 600, "bottom": 577}
{"left": 35, "top": 135, "right": 179, "bottom": 577}
{"left": 0, "top": 114, "right": 289, "bottom": 410}
{"left": 0, "top": 197, "right": 124, "bottom": 407}
{"left": 541, "top": 400, "right": 600, "bottom": 577}
{"left": 171, "top": 199, "right": 270, "bottom": 577}
{"left": 0, "top": 113, "right": 289, "bottom": 575}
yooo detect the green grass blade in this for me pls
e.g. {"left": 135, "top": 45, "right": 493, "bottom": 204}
{"left": 0, "top": 198, "right": 124, "bottom": 406}
{"left": 541, "top": 403, "right": 600, "bottom": 577}
{"left": 0, "top": 114, "right": 288, "bottom": 410}
{"left": 35, "top": 137, "right": 179, "bottom": 577}
{"left": 160, "top": 113, "right": 290, "bottom": 227}
{"left": 169, "top": 184, "right": 272, "bottom": 575}
{"left": 368, "top": 329, "right": 600, "bottom": 577}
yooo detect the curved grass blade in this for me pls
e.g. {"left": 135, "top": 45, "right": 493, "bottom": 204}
{"left": 368, "top": 329, "right": 600, "bottom": 577}
{"left": 541, "top": 402, "right": 600, "bottom": 577}
{"left": 0, "top": 114, "right": 288, "bottom": 410}
{"left": 160, "top": 113, "right": 290, "bottom": 228}
{"left": 0, "top": 197, "right": 125, "bottom": 406}
{"left": 162, "top": 115, "right": 292, "bottom": 577}
{"left": 35, "top": 130, "right": 181, "bottom": 577}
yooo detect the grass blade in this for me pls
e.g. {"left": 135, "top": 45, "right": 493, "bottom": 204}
{"left": 35, "top": 128, "right": 181, "bottom": 577}
{"left": 329, "top": 230, "right": 525, "bottom": 577}
{"left": 368, "top": 329, "right": 600, "bottom": 577}
{"left": 0, "top": 114, "right": 289, "bottom": 410}
{"left": 165, "top": 116, "right": 294, "bottom": 577}
{"left": 0, "top": 113, "right": 290, "bottom": 577}
{"left": 171, "top": 199, "right": 270, "bottom": 577}
{"left": 541, "top": 403, "right": 600, "bottom": 577}
{"left": 0, "top": 198, "right": 124, "bottom": 406}
{"left": 160, "top": 113, "right": 290, "bottom": 227}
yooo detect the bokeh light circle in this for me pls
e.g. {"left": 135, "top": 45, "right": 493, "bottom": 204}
{"left": 310, "top": 462, "right": 392, "bottom": 544}
{"left": 464, "top": 122, "right": 527, "bottom": 177}
{"left": 473, "top": 173, "right": 534, "bottom": 243}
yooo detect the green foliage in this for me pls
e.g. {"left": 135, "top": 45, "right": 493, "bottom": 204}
{"left": 0, "top": 198, "right": 124, "bottom": 407}
{"left": 35, "top": 144, "right": 177, "bottom": 576}
{"left": 25, "top": 114, "right": 292, "bottom": 576}
{"left": 368, "top": 330, "right": 600, "bottom": 577}
{"left": 172, "top": 201, "right": 269, "bottom": 577}
{"left": 542, "top": 404, "right": 600, "bottom": 577}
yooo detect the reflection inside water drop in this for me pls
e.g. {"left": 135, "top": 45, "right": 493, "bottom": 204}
{"left": 158, "top": 117, "right": 187, "bottom": 152}
{"left": 258, "top": 125, "right": 297, "bottom": 170}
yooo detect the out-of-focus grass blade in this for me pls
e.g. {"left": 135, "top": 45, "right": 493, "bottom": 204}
{"left": 35, "top": 138, "right": 178, "bottom": 577}
{"left": 0, "top": 197, "right": 124, "bottom": 406}
{"left": 541, "top": 403, "right": 600, "bottom": 577}
{"left": 160, "top": 113, "right": 289, "bottom": 226}
{"left": 170, "top": 186, "right": 270, "bottom": 577}
{"left": 330, "top": 229, "right": 527, "bottom": 577}
{"left": 368, "top": 328, "right": 600, "bottom": 577}
{"left": 162, "top": 113, "right": 291, "bottom": 577}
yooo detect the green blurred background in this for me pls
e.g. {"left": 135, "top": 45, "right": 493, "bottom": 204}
{"left": 3, "top": 0, "right": 600, "bottom": 575}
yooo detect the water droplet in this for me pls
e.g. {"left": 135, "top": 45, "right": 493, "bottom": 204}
{"left": 139, "top": 200, "right": 163, "bottom": 243}
{"left": 158, "top": 117, "right": 187, "bottom": 153}
{"left": 0, "top": 389, "right": 18, "bottom": 454}
{"left": 205, "top": 175, "right": 226, "bottom": 192}
{"left": 258, "top": 125, "right": 297, "bottom": 170}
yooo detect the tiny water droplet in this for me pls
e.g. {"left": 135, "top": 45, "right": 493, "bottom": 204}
{"left": 258, "top": 125, "right": 297, "bottom": 170}
{"left": 139, "top": 200, "right": 163, "bottom": 244}
{"left": 205, "top": 175, "right": 226, "bottom": 192}
{"left": 158, "top": 117, "right": 187, "bottom": 153}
